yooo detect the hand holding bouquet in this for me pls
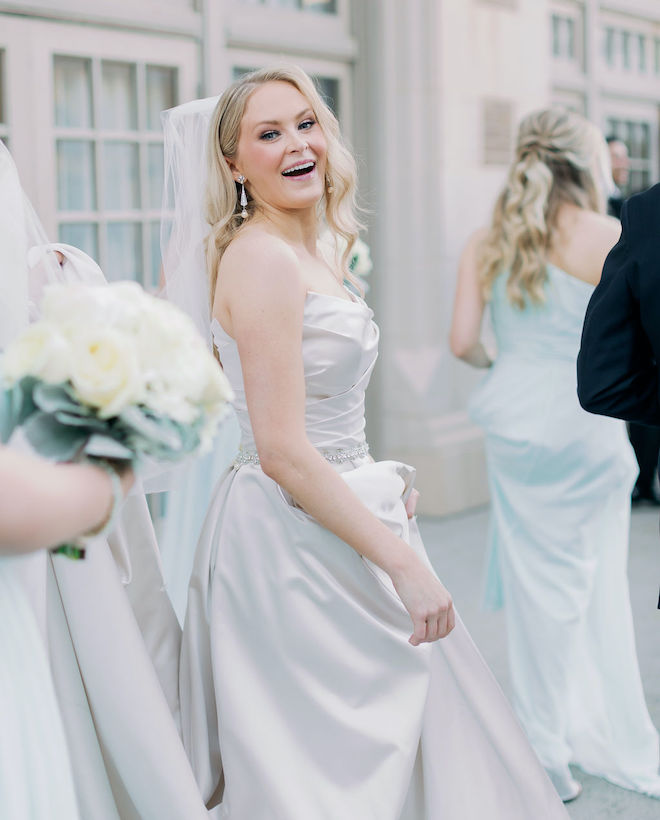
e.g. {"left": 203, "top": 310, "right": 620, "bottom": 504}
{"left": 1, "top": 281, "right": 234, "bottom": 556}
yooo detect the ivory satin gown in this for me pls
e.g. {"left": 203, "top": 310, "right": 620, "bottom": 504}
{"left": 470, "top": 264, "right": 660, "bottom": 796}
{"left": 180, "top": 289, "right": 569, "bottom": 819}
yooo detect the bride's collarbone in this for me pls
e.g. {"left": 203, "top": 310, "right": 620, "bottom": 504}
{"left": 300, "top": 256, "right": 349, "bottom": 302}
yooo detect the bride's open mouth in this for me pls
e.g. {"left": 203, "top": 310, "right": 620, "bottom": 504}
{"left": 281, "top": 160, "right": 316, "bottom": 179}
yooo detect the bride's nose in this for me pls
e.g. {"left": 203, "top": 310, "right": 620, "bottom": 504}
{"left": 287, "top": 132, "right": 309, "bottom": 152}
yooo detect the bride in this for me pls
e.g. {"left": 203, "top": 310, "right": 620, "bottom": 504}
{"left": 165, "top": 65, "right": 570, "bottom": 818}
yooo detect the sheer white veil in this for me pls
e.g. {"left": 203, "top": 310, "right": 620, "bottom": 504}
{"left": 160, "top": 96, "right": 220, "bottom": 349}
{"left": 0, "top": 142, "right": 62, "bottom": 349}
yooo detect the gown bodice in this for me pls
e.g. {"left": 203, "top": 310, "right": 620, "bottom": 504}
{"left": 489, "top": 263, "right": 593, "bottom": 363}
{"left": 211, "top": 289, "right": 379, "bottom": 454}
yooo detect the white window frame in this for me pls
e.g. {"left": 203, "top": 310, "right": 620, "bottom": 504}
{"left": 0, "top": 16, "right": 198, "bottom": 251}
{"left": 226, "top": 48, "right": 353, "bottom": 139}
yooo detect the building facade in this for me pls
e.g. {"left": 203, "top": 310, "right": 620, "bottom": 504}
{"left": 1, "top": 0, "right": 659, "bottom": 513}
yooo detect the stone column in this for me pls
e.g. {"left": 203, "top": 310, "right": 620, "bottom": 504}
{"left": 352, "top": 0, "right": 550, "bottom": 514}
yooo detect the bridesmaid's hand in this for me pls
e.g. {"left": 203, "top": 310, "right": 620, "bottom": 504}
{"left": 390, "top": 555, "right": 455, "bottom": 644}
{"left": 405, "top": 489, "right": 419, "bottom": 519}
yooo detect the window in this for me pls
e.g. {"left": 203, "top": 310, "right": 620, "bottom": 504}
{"left": 606, "top": 117, "right": 653, "bottom": 194}
{"left": 0, "top": 50, "right": 7, "bottom": 146}
{"left": 604, "top": 27, "right": 615, "bottom": 67}
{"left": 551, "top": 12, "right": 579, "bottom": 63}
{"left": 53, "top": 55, "right": 178, "bottom": 289}
{"left": 232, "top": 66, "right": 340, "bottom": 118}
{"left": 637, "top": 34, "right": 647, "bottom": 73}
{"left": 621, "top": 30, "right": 631, "bottom": 69}
{"left": 237, "top": 0, "right": 337, "bottom": 13}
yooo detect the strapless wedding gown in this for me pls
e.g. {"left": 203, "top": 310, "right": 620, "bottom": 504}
{"left": 180, "top": 289, "right": 569, "bottom": 819}
{"left": 470, "top": 265, "right": 660, "bottom": 796}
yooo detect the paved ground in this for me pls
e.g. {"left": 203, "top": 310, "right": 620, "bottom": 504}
{"left": 418, "top": 505, "right": 660, "bottom": 820}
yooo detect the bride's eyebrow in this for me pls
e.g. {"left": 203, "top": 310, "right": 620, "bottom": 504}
{"left": 253, "top": 109, "right": 314, "bottom": 129}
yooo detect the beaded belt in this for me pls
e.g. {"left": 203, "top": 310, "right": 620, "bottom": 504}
{"left": 234, "top": 442, "right": 369, "bottom": 468}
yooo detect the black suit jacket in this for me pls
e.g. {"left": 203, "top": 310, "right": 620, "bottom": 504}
{"left": 577, "top": 182, "right": 660, "bottom": 425}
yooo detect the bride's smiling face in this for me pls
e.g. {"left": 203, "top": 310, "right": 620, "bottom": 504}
{"left": 230, "top": 81, "right": 327, "bottom": 214}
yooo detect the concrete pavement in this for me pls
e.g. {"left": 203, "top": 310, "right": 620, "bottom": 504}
{"left": 419, "top": 505, "right": 660, "bottom": 820}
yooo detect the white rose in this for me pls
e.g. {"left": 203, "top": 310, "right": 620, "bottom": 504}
{"left": 2, "top": 321, "right": 72, "bottom": 385}
{"left": 69, "top": 327, "right": 143, "bottom": 418}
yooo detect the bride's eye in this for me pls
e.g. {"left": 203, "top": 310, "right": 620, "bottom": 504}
{"left": 299, "top": 119, "right": 316, "bottom": 131}
{"left": 259, "top": 130, "right": 279, "bottom": 141}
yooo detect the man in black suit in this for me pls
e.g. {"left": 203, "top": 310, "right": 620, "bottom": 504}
{"left": 577, "top": 181, "right": 660, "bottom": 605}
{"left": 604, "top": 137, "right": 660, "bottom": 505}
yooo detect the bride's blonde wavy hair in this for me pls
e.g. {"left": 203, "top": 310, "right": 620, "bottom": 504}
{"left": 480, "top": 107, "right": 607, "bottom": 308}
{"left": 205, "top": 65, "right": 361, "bottom": 304}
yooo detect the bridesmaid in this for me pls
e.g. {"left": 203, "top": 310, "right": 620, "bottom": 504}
{"left": 167, "top": 65, "right": 570, "bottom": 818}
{"left": 0, "top": 445, "right": 131, "bottom": 819}
{"left": 450, "top": 107, "right": 660, "bottom": 800}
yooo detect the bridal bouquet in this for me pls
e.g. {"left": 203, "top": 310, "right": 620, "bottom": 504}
{"left": 1, "top": 281, "right": 233, "bottom": 555}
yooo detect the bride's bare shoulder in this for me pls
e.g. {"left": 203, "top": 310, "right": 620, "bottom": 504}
{"left": 215, "top": 225, "right": 305, "bottom": 312}
{"left": 218, "top": 227, "right": 305, "bottom": 305}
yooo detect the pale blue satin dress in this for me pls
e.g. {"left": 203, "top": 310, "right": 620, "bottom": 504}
{"left": 470, "top": 264, "right": 660, "bottom": 795}
{"left": 180, "top": 289, "right": 569, "bottom": 819}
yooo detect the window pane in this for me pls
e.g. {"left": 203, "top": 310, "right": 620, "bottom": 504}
{"left": 301, "top": 0, "right": 336, "bottom": 12}
{"left": 146, "top": 66, "right": 177, "bottom": 131}
{"left": 313, "top": 76, "right": 339, "bottom": 117}
{"left": 629, "top": 169, "right": 650, "bottom": 193}
{"left": 103, "top": 142, "right": 140, "bottom": 210}
{"left": 233, "top": 66, "right": 258, "bottom": 81}
{"left": 101, "top": 62, "right": 137, "bottom": 130}
{"left": 58, "top": 223, "right": 99, "bottom": 260}
{"left": 57, "top": 140, "right": 96, "bottom": 210}
{"left": 622, "top": 31, "right": 631, "bottom": 69}
{"left": 107, "top": 222, "right": 143, "bottom": 281}
{"left": 604, "top": 28, "right": 615, "bottom": 66}
{"left": 149, "top": 221, "right": 162, "bottom": 290}
{"left": 638, "top": 35, "right": 647, "bottom": 72}
{"left": 239, "top": 0, "right": 336, "bottom": 11}
{"left": 54, "top": 56, "right": 93, "bottom": 128}
{"left": 147, "top": 143, "right": 165, "bottom": 209}
{"left": 0, "top": 51, "right": 5, "bottom": 124}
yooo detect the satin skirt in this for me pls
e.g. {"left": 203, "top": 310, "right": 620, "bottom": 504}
{"left": 181, "top": 458, "right": 569, "bottom": 819}
{"left": 0, "top": 555, "right": 79, "bottom": 819}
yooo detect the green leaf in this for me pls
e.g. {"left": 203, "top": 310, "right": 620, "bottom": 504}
{"left": 34, "top": 382, "right": 90, "bottom": 416}
{"left": 54, "top": 411, "right": 108, "bottom": 431}
{"left": 15, "top": 377, "right": 39, "bottom": 426}
{"left": 83, "top": 434, "right": 134, "bottom": 462}
{"left": 119, "top": 406, "right": 183, "bottom": 450}
{"left": 51, "top": 543, "right": 86, "bottom": 560}
{"left": 22, "top": 412, "right": 88, "bottom": 461}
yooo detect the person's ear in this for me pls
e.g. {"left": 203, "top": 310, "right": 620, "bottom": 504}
{"left": 225, "top": 157, "right": 243, "bottom": 182}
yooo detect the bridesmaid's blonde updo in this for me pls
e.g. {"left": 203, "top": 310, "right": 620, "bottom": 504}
{"left": 480, "top": 107, "right": 608, "bottom": 308}
{"left": 205, "top": 65, "right": 361, "bottom": 303}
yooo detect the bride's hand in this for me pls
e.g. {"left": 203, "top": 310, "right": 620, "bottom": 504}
{"left": 390, "top": 556, "right": 455, "bottom": 645}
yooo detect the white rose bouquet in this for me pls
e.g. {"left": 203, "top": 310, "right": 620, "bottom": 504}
{"left": 1, "top": 281, "right": 234, "bottom": 556}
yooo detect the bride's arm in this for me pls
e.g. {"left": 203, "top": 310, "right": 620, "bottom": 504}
{"left": 0, "top": 446, "right": 132, "bottom": 554}
{"left": 449, "top": 229, "right": 493, "bottom": 368}
{"left": 216, "top": 236, "right": 454, "bottom": 645}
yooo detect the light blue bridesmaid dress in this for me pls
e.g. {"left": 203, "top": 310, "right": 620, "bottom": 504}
{"left": 470, "top": 263, "right": 660, "bottom": 796}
